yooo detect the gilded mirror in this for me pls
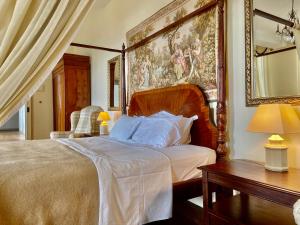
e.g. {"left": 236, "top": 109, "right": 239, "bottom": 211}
{"left": 245, "top": 0, "right": 300, "bottom": 106}
{"left": 107, "top": 55, "right": 122, "bottom": 110}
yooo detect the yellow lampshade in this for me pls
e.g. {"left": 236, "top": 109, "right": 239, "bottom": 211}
{"left": 97, "top": 112, "right": 111, "bottom": 123}
{"left": 247, "top": 104, "right": 300, "bottom": 134}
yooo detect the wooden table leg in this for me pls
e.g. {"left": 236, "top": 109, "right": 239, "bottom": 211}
{"left": 202, "top": 171, "right": 212, "bottom": 225}
{"left": 216, "top": 185, "right": 233, "bottom": 201}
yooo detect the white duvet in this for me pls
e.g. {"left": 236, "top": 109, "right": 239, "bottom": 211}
{"left": 58, "top": 137, "right": 173, "bottom": 225}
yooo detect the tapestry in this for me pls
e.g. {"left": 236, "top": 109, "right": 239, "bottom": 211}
{"left": 126, "top": 0, "right": 218, "bottom": 101}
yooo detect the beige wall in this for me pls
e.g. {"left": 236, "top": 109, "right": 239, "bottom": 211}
{"left": 266, "top": 49, "right": 300, "bottom": 96}
{"left": 69, "top": 0, "right": 300, "bottom": 168}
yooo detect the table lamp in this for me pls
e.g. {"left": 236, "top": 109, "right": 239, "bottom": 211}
{"left": 247, "top": 104, "right": 300, "bottom": 172}
{"left": 97, "top": 112, "right": 111, "bottom": 135}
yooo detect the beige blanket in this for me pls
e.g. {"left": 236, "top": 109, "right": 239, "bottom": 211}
{"left": 0, "top": 139, "right": 99, "bottom": 225}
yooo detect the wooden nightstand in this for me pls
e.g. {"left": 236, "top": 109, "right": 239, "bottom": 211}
{"left": 200, "top": 160, "right": 300, "bottom": 225}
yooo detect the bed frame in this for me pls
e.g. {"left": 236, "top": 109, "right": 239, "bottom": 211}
{"left": 128, "top": 84, "right": 219, "bottom": 201}
{"left": 70, "top": 0, "right": 226, "bottom": 201}
{"left": 128, "top": 84, "right": 217, "bottom": 150}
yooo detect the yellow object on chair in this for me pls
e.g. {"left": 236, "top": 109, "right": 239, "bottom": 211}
{"left": 97, "top": 112, "right": 111, "bottom": 135}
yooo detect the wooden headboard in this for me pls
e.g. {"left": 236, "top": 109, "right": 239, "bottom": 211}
{"left": 128, "top": 84, "right": 218, "bottom": 150}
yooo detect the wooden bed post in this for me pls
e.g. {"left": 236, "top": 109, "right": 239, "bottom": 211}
{"left": 216, "top": 0, "right": 227, "bottom": 160}
{"left": 121, "top": 43, "right": 127, "bottom": 115}
{"left": 70, "top": 42, "right": 126, "bottom": 114}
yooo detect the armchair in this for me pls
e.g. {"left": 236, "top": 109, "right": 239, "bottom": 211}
{"left": 50, "top": 106, "right": 103, "bottom": 139}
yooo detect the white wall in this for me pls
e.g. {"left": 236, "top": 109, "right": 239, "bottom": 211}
{"left": 69, "top": 0, "right": 300, "bottom": 168}
{"left": 0, "top": 112, "right": 19, "bottom": 131}
{"left": 18, "top": 105, "right": 26, "bottom": 135}
{"left": 68, "top": 0, "right": 173, "bottom": 110}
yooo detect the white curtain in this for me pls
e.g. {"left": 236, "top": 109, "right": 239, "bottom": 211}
{"left": 255, "top": 56, "right": 270, "bottom": 97}
{"left": 294, "top": 23, "right": 300, "bottom": 60}
{"left": 0, "top": 0, "right": 94, "bottom": 126}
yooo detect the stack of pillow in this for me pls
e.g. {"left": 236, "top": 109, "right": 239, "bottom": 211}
{"left": 109, "top": 111, "right": 198, "bottom": 148}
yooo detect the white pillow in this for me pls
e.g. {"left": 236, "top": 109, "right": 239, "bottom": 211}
{"left": 176, "top": 116, "right": 197, "bottom": 144}
{"left": 109, "top": 115, "right": 142, "bottom": 141}
{"left": 150, "top": 111, "right": 177, "bottom": 118}
{"left": 150, "top": 111, "right": 198, "bottom": 144}
{"left": 131, "top": 117, "right": 182, "bottom": 148}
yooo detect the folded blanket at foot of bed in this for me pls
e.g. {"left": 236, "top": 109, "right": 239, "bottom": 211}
{"left": 0, "top": 140, "right": 99, "bottom": 225}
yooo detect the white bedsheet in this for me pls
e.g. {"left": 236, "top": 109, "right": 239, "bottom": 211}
{"left": 157, "top": 145, "right": 216, "bottom": 182}
{"left": 58, "top": 137, "right": 173, "bottom": 225}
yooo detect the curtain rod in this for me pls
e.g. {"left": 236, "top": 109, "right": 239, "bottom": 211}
{"left": 70, "top": 42, "right": 127, "bottom": 114}
{"left": 256, "top": 46, "right": 296, "bottom": 58}
{"left": 125, "top": 0, "right": 218, "bottom": 53}
{"left": 253, "top": 9, "right": 294, "bottom": 28}
{"left": 70, "top": 43, "right": 122, "bottom": 53}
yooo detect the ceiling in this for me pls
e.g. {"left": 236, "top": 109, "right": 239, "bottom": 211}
{"left": 253, "top": 0, "right": 299, "bottom": 49}
{"left": 254, "top": 0, "right": 300, "bottom": 18}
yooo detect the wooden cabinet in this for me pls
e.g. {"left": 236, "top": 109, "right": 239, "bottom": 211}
{"left": 52, "top": 54, "right": 91, "bottom": 131}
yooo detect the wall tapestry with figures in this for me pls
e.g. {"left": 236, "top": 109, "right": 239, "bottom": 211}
{"left": 126, "top": 0, "right": 219, "bottom": 102}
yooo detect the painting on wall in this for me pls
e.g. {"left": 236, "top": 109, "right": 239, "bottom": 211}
{"left": 126, "top": 0, "right": 218, "bottom": 102}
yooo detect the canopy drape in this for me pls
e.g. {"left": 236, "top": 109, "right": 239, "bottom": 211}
{"left": 0, "top": 0, "right": 94, "bottom": 126}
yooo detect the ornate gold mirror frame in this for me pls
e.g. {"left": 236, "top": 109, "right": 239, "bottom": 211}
{"left": 245, "top": 0, "right": 300, "bottom": 106}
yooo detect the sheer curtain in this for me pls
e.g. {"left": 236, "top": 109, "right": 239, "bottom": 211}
{"left": 294, "top": 23, "right": 300, "bottom": 60}
{"left": 0, "top": 0, "right": 94, "bottom": 126}
{"left": 255, "top": 56, "right": 270, "bottom": 97}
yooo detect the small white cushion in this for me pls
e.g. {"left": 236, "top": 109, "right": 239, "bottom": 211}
{"left": 150, "top": 111, "right": 177, "bottom": 118}
{"left": 150, "top": 111, "right": 198, "bottom": 144}
{"left": 176, "top": 115, "right": 198, "bottom": 144}
{"left": 131, "top": 117, "right": 182, "bottom": 148}
{"left": 110, "top": 115, "right": 142, "bottom": 141}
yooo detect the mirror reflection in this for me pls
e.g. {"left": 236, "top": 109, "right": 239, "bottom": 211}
{"left": 253, "top": 0, "right": 300, "bottom": 98}
{"left": 107, "top": 55, "right": 121, "bottom": 110}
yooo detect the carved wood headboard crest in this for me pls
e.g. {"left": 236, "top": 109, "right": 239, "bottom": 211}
{"left": 128, "top": 84, "right": 220, "bottom": 154}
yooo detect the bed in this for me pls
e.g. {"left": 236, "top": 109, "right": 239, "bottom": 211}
{"left": 0, "top": 0, "right": 226, "bottom": 224}
{"left": 0, "top": 84, "right": 226, "bottom": 225}
{"left": 128, "top": 84, "right": 221, "bottom": 202}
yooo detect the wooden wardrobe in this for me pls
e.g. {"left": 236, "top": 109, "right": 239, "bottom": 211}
{"left": 52, "top": 54, "right": 91, "bottom": 131}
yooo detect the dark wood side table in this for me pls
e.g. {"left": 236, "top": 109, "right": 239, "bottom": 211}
{"left": 200, "top": 160, "right": 300, "bottom": 225}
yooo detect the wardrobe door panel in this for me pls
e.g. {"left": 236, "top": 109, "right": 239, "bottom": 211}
{"left": 52, "top": 69, "right": 65, "bottom": 131}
